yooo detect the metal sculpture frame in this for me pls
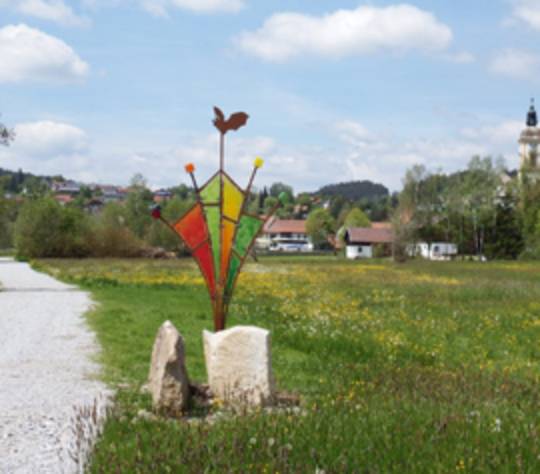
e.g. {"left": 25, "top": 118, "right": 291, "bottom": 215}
{"left": 152, "top": 107, "right": 280, "bottom": 332}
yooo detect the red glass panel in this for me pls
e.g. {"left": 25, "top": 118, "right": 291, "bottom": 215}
{"left": 193, "top": 242, "right": 216, "bottom": 297}
{"left": 173, "top": 203, "right": 207, "bottom": 249}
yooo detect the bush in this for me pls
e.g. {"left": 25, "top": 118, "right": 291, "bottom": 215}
{"left": 372, "top": 243, "right": 389, "bottom": 258}
{"left": 86, "top": 203, "right": 145, "bottom": 257}
{"left": 519, "top": 240, "right": 540, "bottom": 260}
{"left": 145, "top": 197, "right": 191, "bottom": 254}
{"left": 14, "top": 198, "right": 91, "bottom": 258}
{"left": 0, "top": 198, "right": 19, "bottom": 249}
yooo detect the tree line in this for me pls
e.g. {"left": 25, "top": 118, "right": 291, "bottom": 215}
{"left": 1, "top": 155, "right": 538, "bottom": 261}
{"left": 392, "top": 156, "right": 540, "bottom": 260}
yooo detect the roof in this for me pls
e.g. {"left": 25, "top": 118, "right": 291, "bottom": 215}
{"left": 54, "top": 194, "right": 74, "bottom": 204}
{"left": 264, "top": 219, "right": 307, "bottom": 234}
{"left": 345, "top": 227, "right": 394, "bottom": 244}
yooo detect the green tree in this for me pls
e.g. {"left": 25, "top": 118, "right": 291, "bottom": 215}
{"left": 0, "top": 175, "right": 11, "bottom": 194}
{"left": 0, "top": 198, "right": 19, "bottom": 249}
{"left": 344, "top": 208, "right": 371, "bottom": 228}
{"left": 306, "top": 208, "right": 335, "bottom": 249}
{"left": 269, "top": 182, "right": 293, "bottom": 202}
{"left": 14, "top": 198, "right": 90, "bottom": 258}
{"left": 170, "top": 184, "right": 192, "bottom": 200}
{"left": 263, "top": 196, "right": 278, "bottom": 213}
{"left": 484, "top": 195, "right": 524, "bottom": 260}
{"left": 460, "top": 156, "right": 503, "bottom": 256}
{"left": 125, "top": 174, "right": 153, "bottom": 238}
{"left": 328, "top": 195, "right": 347, "bottom": 219}
{"left": 22, "top": 176, "right": 49, "bottom": 199}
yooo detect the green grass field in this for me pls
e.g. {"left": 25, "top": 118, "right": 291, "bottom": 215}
{"left": 34, "top": 257, "right": 540, "bottom": 473}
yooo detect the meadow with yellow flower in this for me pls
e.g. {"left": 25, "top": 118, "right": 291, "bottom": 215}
{"left": 35, "top": 257, "right": 540, "bottom": 472}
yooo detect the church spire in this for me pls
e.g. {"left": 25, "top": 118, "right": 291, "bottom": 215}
{"left": 527, "top": 97, "right": 537, "bottom": 127}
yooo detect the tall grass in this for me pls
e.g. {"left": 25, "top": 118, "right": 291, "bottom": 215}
{"left": 35, "top": 258, "right": 540, "bottom": 473}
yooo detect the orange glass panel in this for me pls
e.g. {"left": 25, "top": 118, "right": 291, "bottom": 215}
{"left": 220, "top": 219, "right": 236, "bottom": 283}
{"left": 193, "top": 242, "right": 216, "bottom": 297}
{"left": 173, "top": 203, "right": 207, "bottom": 249}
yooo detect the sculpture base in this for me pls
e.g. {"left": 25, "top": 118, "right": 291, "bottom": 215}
{"left": 148, "top": 321, "right": 190, "bottom": 414}
{"left": 203, "top": 325, "right": 274, "bottom": 407}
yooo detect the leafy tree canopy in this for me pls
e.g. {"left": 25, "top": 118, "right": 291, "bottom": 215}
{"left": 344, "top": 208, "right": 371, "bottom": 228}
{"left": 306, "top": 208, "right": 335, "bottom": 249}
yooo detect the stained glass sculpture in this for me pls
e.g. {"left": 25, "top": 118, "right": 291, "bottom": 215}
{"left": 152, "top": 107, "right": 280, "bottom": 331}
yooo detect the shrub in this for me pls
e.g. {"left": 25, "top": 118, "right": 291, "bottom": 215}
{"left": 0, "top": 198, "right": 19, "bottom": 249}
{"left": 145, "top": 197, "right": 192, "bottom": 254}
{"left": 14, "top": 198, "right": 90, "bottom": 258}
{"left": 86, "top": 203, "right": 145, "bottom": 257}
{"left": 372, "top": 243, "right": 388, "bottom": 258}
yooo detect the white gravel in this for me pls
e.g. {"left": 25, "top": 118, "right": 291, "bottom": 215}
{"left": 0, "top": 258, "right": 111, "bottom": 474}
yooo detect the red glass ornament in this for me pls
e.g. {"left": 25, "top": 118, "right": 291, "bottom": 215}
{"left": 151, "top": 206, "right": 161, "bottom": 219}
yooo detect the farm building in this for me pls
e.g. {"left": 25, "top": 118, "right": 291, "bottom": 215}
{"left": 257, "top": 218, "right": 313, "bottom": 252}
{"left": 344, "top": 226, "right": 394, "bottom": 259}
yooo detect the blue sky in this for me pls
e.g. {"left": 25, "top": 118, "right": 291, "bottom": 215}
{"left": 1, "top": 0, "right": 539, "bottom": 192}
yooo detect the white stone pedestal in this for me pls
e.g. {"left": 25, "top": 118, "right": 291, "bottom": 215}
{"left": 203, "top": 325, "right": 274, "bottom": 407}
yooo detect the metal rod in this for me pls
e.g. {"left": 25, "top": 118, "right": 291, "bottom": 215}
{"left": 220, "top": 133, "right": 224, "bottom": 172}
{"left": 159, "top": 216, "right": 178, "bottom": 235}
{"left": 216, "top": 131, "right": 226, "bottom": 331}
{"left": 245, "top": 166, "right": 258, "bottom": 198}
{"left": 189, "top": 172, "right": 198, "bottom": 192}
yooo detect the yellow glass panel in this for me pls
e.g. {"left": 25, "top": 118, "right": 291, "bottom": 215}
{"left": 222, "top": 175, "right": 244, "bottom": 222}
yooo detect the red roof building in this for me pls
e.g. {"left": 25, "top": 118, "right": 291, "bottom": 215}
{"left": 259, "top": 218, "right": 313, "bottom": 252}
{"left": 54, "top": 194, "right": 74, "bottom": 206}
{"left": 263, "top": 218, "right": 307, "bottom": 234}
{"left": 345, "top": 227, "right": 394, "bottom": 244}
{"left": 344, "top": 226, "right": 394, "bottom": 259}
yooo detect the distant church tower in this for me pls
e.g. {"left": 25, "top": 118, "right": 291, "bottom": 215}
{"left": 519, "top": 99, "right": 540, "bottom": 177}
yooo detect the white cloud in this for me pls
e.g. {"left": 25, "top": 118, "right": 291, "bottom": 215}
{"left": 511, "top": 0, "right": 540, "bottom": 30}
{"left": 0, "top": 114, "right": 525, "bottom": 194}
{"left": 139, "top": 0, "right": 243, "bottom": 16}
{"left": 460, "top": 120, "right": 523, "bottom": 145}
{"left": 490, "top": 48, "right": 540, "bottom": 81}
{"left": 0, "top": 24, "right": 89, "bottom": 83}
{"left": 14, "top": 121, "right": 89, "bottom": 156}
{"left": 335, "top": 118, "right": 523, "bottom": 191}
{"left": 0, "top": 121, "right": 91, "bottom": 179}
{"left": 236, "top": 4, "right": 453, "bottom": 62}
{"left": 0, "top": 0, "right": 88, "bottom": 26}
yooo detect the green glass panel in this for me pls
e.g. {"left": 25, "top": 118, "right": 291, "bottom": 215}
{"left": 235, "top": 215, "right": 263, "bottom": 257}
{"left": 226, "top": 254, "right": 241, "bottom": 295}
{"left": 200, "top": 175, "right": 220, "bottom": 203}
{"left": 205, "top": 206, "right": 220, "bottom": 277}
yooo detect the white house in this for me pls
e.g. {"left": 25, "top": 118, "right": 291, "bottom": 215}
{"left": 257, "top": 218, "right": 313, "bottom": 252}
{"left": 344, "top": 226, "right": 394, "bottom": 259}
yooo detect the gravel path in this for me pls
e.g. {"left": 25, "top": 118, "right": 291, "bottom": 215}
{"left": 0, "top": 258, "right": 111, "bottom": 473}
